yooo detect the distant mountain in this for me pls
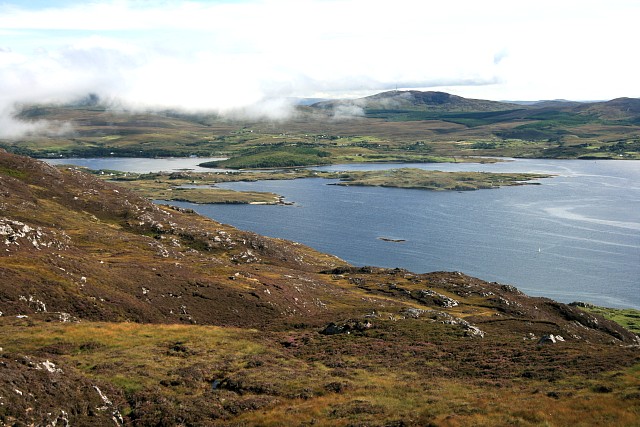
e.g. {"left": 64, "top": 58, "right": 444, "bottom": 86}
{"left": 508, "top": 99, "right": 584, "bottom": 108}
{"left": 573, "top": 97, "right": 640, "bottom": 121}
{"left": 311, "top": 90, "right": 523, "bottom": 113}
{"left": 4, "top": 91, "right": 639, "bottom": 161}
{"left": 291, "top": 97, "right": 332, "bottom": 106}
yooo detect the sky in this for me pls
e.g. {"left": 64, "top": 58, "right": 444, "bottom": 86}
{"left": 0, "top": 0, "right": 639, "bottom": 136}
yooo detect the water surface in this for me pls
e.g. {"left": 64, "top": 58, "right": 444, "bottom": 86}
{"left": 47, "top": 156, "right": 639, "bottom": 308}
{"left": 170, "top": 159, "right": 640, "bottom": 309}
{"left": 43, "top": 157, "right": 227, "bottom": 173}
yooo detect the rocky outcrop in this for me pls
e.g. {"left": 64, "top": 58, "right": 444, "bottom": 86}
{"left": 415, "top": 289, "right": 459, "bottom": 308}
{"left": 1, "top": 218, "right": 70, "bottom": 251}
{"left": 537, "top": 334, "right": 565, "bottom": 345}
{"left": 320, "top": 320, "right": 373, "bottom": 335}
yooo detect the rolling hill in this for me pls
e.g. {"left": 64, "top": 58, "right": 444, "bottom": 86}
{"left": 311, "top": 90, "right": 523, "bottom": 112}
{"left": 2, "top": 90, "right": 640, "bottom": 162}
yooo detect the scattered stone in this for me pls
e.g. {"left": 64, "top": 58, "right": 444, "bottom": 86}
{"left": 19, "top": 294, "right": 47, "bottom": 312}
{"left": 320, "top": 320, "right": 372, "bottom": 335}
{"left": 500, "top": 284, "right": 522, "bottom": 294}
{"left": 53, "top": 410, "right": 70, "bottom": 427}
{"left": 464, "top": 324, "right": 485, "bottom": 338}
{"left": 569, "top": 301, "right": 596, "bottom": 308}
{"left": 320, "top": 323, "right": 347, "bottom": 335}
{"left": 401, "top": 308, "right": 429, "bottom": 318}
{"left": 538, "top": 334, "right": 565, "bottom": 345}
{"left": 0, "top": 217, "right": 70, "bottom": 250}
{"left": 40, "top": 360, "right": 63, "bottom": 374}
{"left": 94, "top": 386, "right": 124, "bottom": 426}
{"left": 416, "top": 289, "right": 459, "bottom": 308}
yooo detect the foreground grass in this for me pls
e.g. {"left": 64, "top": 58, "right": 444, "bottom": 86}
{"left": 2, "top": 318, "right": 639, "bottom": 426}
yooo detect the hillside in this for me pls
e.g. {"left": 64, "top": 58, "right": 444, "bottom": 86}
{"left": 1, "top": 150, "right": 639, "bottom": 426}
{"left": 573, "top": 97, "right": 640, "bottom": 121}
{"left": 311, "top": 90, "right": 521, "bottom": 113}
{"left": 2, "top": 90, "right": 639, "bottom": 163}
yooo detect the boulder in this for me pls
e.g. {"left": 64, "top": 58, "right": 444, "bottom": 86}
{"left": 538, "top": 334, "right": 565, "bottom": 345}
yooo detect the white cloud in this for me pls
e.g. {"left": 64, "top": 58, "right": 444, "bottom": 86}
{"left": 0, "top": 0, "right": 638, "bottom": 137}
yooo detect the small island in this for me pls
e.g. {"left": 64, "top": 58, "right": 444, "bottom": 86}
{"left": 330, "top": 168, "right": 552, "bottom": 191}
{"left": 94, "top": 168, "right": 553, "bottom": 204}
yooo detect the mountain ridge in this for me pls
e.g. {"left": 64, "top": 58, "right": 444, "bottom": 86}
{"left": 311, "top": 90, "right": 525, "bottom": 112}
{"left": 310, "top": 89, "right": 640, "bottom": 119}
{"left": 3, "top": 89, "right": 640, "bottom": 161}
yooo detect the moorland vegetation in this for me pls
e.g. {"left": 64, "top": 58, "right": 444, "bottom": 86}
{"left": 1, "top": 90, "right": 640, "bottom": 425}
{"left": 1, "top": 149, "right": 639, "bottom": 426}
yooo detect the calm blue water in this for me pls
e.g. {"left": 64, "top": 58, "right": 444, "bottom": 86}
{"left": 168, "top": 159, "right": 640, "bottom": 309}
{"left": 46, "top": 156, "right": 640, "bottom": 308}
{"left": 43, "top": 157, "right": 227, "bottom": 173}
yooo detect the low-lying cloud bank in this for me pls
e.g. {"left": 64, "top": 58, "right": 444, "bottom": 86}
{"left": 1, "top": 0, "right": 637, "bottom": 138}
{"left": 0, "top": 1, "right": 508, "bottom": 138}
{"left": 0, "top": 34, "right": 498, "bottom": 137}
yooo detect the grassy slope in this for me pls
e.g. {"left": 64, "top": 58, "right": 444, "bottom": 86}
{"left": 2, "top": 92, "right": 640, "bottom": 162}
{"left": 2, "top": 317, "right": 639, "bottom": 426}
{"left": 1, "top": 151, "right": 639, "bottom": 426}
{"left": 572, "top": 303, "right": 640, "bottom": 334}
{"left": 199, "top": 146, "right": 332, "bottom": 169}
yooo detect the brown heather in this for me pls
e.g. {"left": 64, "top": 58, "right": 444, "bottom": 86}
{"left": 0, "top": 150, "right": 639, "bottom": 426}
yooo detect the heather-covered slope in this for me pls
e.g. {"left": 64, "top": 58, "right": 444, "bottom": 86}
{"left": 0, "top": 149, "right": 350, "bottom": 327}
{"left": 1, "top": 150, "right": 639, "bottom": 426}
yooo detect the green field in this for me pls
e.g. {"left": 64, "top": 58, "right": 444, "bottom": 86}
{"left": 3, "top": 91, "right": 640, "bottom": 163}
